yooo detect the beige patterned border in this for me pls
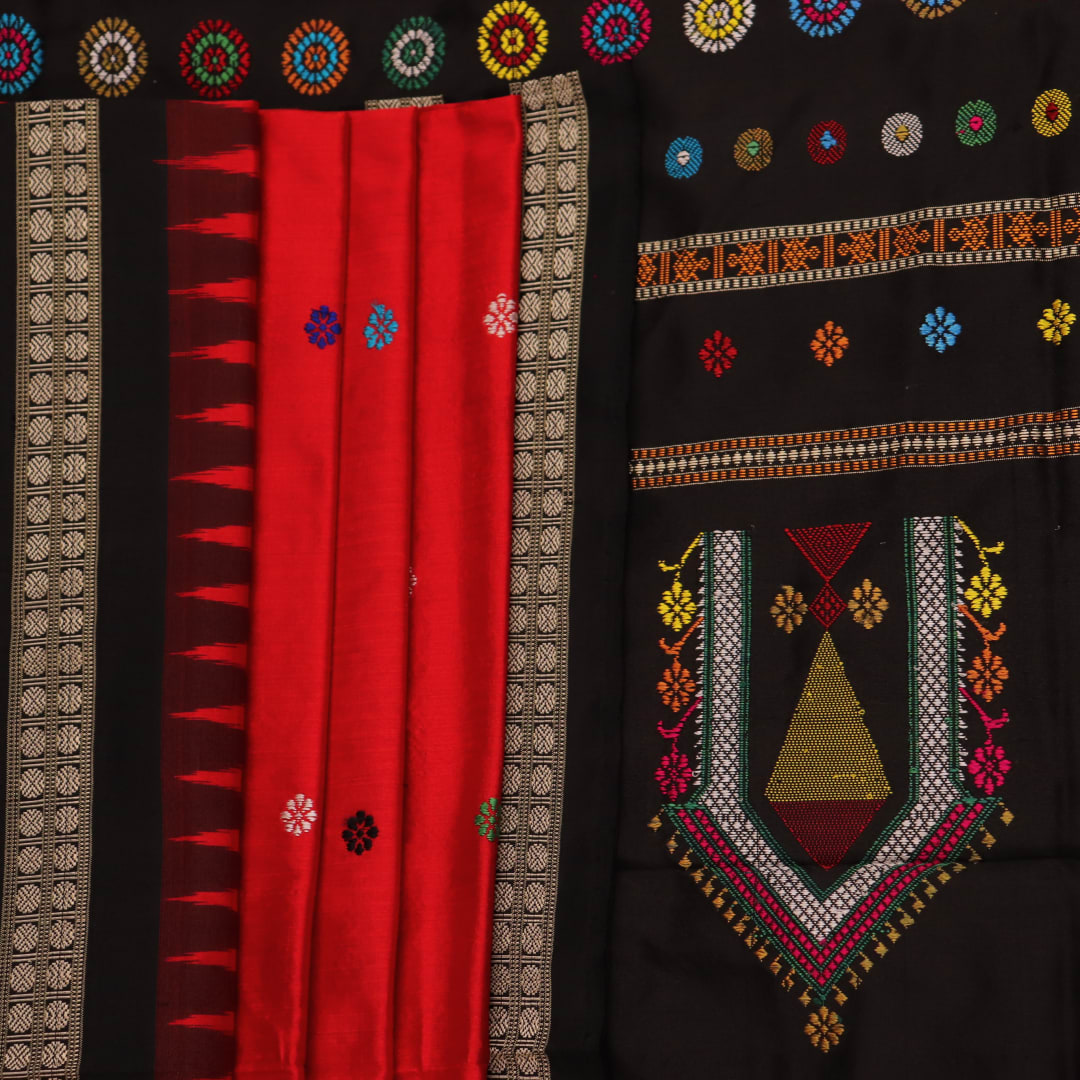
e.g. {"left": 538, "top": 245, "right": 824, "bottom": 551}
{"left": 630, "top": 406, "right": 1080, "bottom": 488}
{"left": 636, "top": 190, "right": 1080, "bottom": 298}
{"left": 364, "top": 94, "right": 444, "bottom": 109}
{"left": 489, "top": 73, "right": 587, "bottom": 1080}
{"left": 0, "top": 100, "right": 101, "bottom": 1080}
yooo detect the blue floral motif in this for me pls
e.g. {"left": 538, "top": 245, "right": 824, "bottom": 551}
{"left": 919, "top": 307, "right": 962, "bottom": 353}
{"left": 305, "top": 305, "right": 343, "bottom": 349}
{"left": 0, "top": 14, "right": 43, "bottom": 97}
{"left": 365, "top": 303, "right": 399, "bottom": 350}
{"left": 665, "top": 136, "right": 703, "bottom": 180}
{"left": 789, "top": 0, "right": 862, "bottom": 38}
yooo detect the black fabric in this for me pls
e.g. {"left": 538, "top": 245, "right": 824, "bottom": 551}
{"left": 80, "top": 100, "right": 169, "bottom": 1080}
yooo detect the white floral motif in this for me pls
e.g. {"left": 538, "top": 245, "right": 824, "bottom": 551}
{"left": 280, "top": 793, "right": 318, "bottom": 836}
{"left": 484, "top": 293, "right": 519, "bottom": 338}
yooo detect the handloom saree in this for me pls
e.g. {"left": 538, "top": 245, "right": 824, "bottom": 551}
{"left": 0, "top": 2, "right": 1076, "bottom": 1080}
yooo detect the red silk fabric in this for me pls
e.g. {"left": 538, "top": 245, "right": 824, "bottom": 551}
{"left": 237, "top": 98, "right": 522, "bottom": 1080}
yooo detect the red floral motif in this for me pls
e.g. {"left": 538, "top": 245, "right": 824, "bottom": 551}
{"left": 700, "top": 330, "right": 737, "bottom": 378}
{"left": 968, "top": 741, "right": 1012, "bottom": 795}
{"left": 656, "top": 750, "right": 694, "bottom": 800}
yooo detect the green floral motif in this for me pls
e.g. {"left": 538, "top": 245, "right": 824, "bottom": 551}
{"left": 475, "top": 797, "right": 499, "bottom": 841}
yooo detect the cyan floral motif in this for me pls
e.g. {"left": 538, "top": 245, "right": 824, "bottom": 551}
{"left": 365, "top": 303, "right": 399, "bottom": 350}
{"left": 665, "top": 136, "right": 702, "bottom": 179}
{"left": 919, "top": 306, "right": 962, "bottom": 353}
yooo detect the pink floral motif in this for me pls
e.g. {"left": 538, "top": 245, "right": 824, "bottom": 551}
{"left": 280, "top": 792, "right": 318, "bottom": 836}
{"left": 484, "top": 292, "right": 518, "bottom": 338}
{"left": 968, "top": 742, "right": 1012, "bottom": 795}
{"left": 655, "top": 749, "right": 694, "bottom": 800}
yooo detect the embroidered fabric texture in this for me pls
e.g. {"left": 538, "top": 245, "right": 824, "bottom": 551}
{"left": 488, "top": 72, "right": 588, "bottom": 1080}
{"left": 1, "top": 98, "right": 101, "bottom": 1080}
{"left": 636, "top": 190, "right": 1080, "bottom": 298}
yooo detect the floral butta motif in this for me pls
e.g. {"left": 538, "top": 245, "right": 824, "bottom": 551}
{"left": 649, "top": 517, "right": 1014, "bottom": 1050}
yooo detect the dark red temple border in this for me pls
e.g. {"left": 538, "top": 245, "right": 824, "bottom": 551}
{"left": 155, "top": 100, "right": 258, "bottom": 1080}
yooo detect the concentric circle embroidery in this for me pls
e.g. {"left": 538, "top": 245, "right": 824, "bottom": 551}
{"left": 665, "top": 136, "right": 703, "bottom": 179}
{"left": 902, "top": 0, "right": 966, "bottom": 16}
{"left": 581, "top": 1, "right": 651, "bottom": 65}
{"left": 77, "top": 17, "right": 148, "bottom": 98}
{"left": 733, "top": 127, "right": 772, "bottom": 171}
{"left": 0, "top": 14, "right": 43, "bottom": 97}
{"left": 282, "top": 19, "right": 350, "bottom": 96}
{"left": 955, "top": 99, "right": 996, "bottom": 146}
{"left": 789, "top": 0, "right": 861, "bottom": 37}
{"left": 1032, "top": 89, "right": 1071, "bottom": 137}
{"left": 682, "top": 1, "right": 756, "bottom": 54}
{"left": 478, "top": 1, "right": 548, "bottom": 81}
{"left": 700, "top": 330, "right": 737, "bottom": 378}
{"left": 382, "top": 15, "right": 446, "bottom": 90}
{"left": 179, "top": 19, "right": 251, "bottom": 99}
{"left": 807, "top": 121, "right": 846, "bottom": 164}
{"left": 881, "top": 111, "right": 923, "bottom": 156}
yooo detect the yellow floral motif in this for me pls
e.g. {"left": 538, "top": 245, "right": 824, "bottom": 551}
{"left": 477, "top": 1, "right": 548, "bottom": 81}
{"left": 769, "top": 585, "right": 807, "bottom": 633}
{"left": 658, "top": 580, "right": 696, "bottom": 633}
{"left": 1037, "top": 298, "right": 1076, "bottom": 345}
{"left": 848, "top": 578, "right": 888, "bottom": 629}
{"left": 805, "top": 1005, "right": 844, "bottom": 1052}
{"left": 964, "top": 564, "right": 1007, "bottom": 619}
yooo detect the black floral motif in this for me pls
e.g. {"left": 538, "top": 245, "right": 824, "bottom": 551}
{"left": 342, "top": 809, "right": 379, "bottom": 855}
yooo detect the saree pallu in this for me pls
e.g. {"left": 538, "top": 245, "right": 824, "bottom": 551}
{"left": 236, "top": 96, "right": 521, "bottom": 1080}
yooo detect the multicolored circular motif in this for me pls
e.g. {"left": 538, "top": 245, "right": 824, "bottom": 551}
{"left": 478, "top": 1, "right": 548, "bottom": 81}
{"left": 955, "top": 99, "right": 996, "bottom": 146}
{"left": 666, "top": 136, "right": 703, "bottom": 179}
{"left": 789, "top": 0, "right": 861, "bottom": 38}
{"left": 734, "top": 127, "right": 772, "bottom": 171}
{"left": 382, "top": 15, "right": 446, "bottom": 90}
{"left": 282, "top": 19, "right": 350, "bottom": 96}
{"left": 881, "top": 111, "right": 923, "bottom": 156}
{"left": 0, "top": 14, "right": 42, "bottom": 97}
{"left": 581, "top": 1, "right": 652, "bottom": 65}
{"left": 683, "top": 1, "right": 756, "bottom": 54}
{"left": 807, "top": 121, "right": 847, "bottom": 164}
{"left": 902, "top": 0, "right": 966, "bottom": 17}
{"left": 1032, "top": 89, "right": 1072, "bottom": 137}
{"left": 77, "top": 17, "right": 148, "bottom": 98}
{"left": 179, "top": 20, "right": 250, "bottom": 99}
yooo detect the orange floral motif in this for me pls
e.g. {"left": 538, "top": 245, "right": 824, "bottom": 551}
{"left": 805, "top": 1006, "right": 844, "bottom": 1053}
{"left": 891, "top": 223, "right": 930, "bottom": 259}
{"left": 657, "top": 658, "right": 696, "bottom": 712}
{"left": 727, "top": 241, "right": 765, "bottom": 277}
{"left": 967, "top": 646, "right": 1009, "bottom": 702}
{"left": 838, "top": 230, "right": 877, "bottom": 264}
{"left": 809, "top": 321, "right": 849, "bottom": 366}
{"left": 636, "top": 252, "right": 657, "bottom": 286}
{"left": 781, "top": 237, "right": 820, "bottom": 272}
{"left": 948, "top": 215, "right": 990, "bottom": 251}
{"left": 769, "top": 585, "right": 807, "bottom": 633}
{"left": 673, "top": 248, "right": 710, "bottom": 282}
{"left": 848, "top": 578, "right": 888, "bottom": 628}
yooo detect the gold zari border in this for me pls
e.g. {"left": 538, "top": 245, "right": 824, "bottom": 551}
{"left": 488, "top": 74, "right": 588, "bottom": 1080}
{"left": 0, "top": 100, "right": 101, "bottom": 1080}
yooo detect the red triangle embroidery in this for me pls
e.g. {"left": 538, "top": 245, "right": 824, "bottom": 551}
{"left": 785, "top": 522, "right": 871, "bottom": 580}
